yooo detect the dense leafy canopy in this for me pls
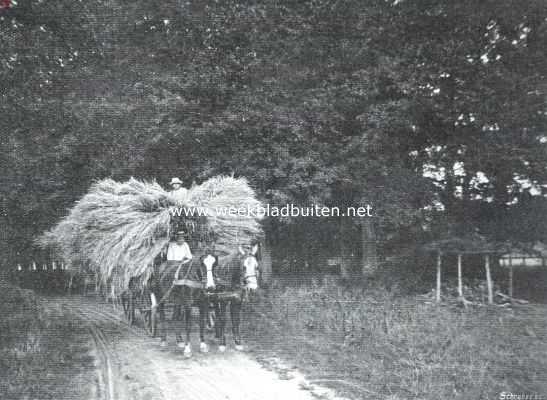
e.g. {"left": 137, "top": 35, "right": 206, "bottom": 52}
{"left": 1, "top": 0, "right": 546, "bottom": 269}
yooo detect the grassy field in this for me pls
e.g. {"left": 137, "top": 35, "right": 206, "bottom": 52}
{"left": 0, "top": 281, "right": 95, "bottom": 400}
{"left": 244, "top": 277, "right": 547, "bottom": 400}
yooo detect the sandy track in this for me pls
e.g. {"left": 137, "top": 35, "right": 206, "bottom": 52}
{"left": 86, "top": 316, "right": 116, "bottom": 400}
{"left": 45, "top": 296, "right": 347, "bottom": 400}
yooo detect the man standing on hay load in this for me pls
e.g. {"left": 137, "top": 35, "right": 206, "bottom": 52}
{"left": 169, "top": 177, "right": 188, "bottom": 203}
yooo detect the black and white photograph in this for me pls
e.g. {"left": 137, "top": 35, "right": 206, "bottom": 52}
{"left": 1, "top": 1, "right": 546, "bottom": 399}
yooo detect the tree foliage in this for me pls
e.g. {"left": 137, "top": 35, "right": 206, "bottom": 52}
{"left": 1, "top": 0, "right": 546, "bottom": 268}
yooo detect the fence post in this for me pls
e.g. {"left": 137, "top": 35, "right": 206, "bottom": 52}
{"left": 485, "top": 254, "right": 493, "bottom": 304}
{"left": 436, "top": 251, "right": 442, "bottom": 303}
{"left": 457, "top": 253, "right": 463, "bottom": 298}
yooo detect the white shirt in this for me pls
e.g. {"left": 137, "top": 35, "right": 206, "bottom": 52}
{"left": 171, "top": 187, "right": 189, "bottom": 203}
{"left": 166, "top": 241, "right": 192, "bottom": 262}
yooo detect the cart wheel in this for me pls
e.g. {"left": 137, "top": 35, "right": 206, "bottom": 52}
{"left": 144, "top": 293, "right": 157, "bottom": 337}
{"left": 121, "top": 292, "right": 129, "bottom": 317}
{"left": 125, "top": 292, "right": 135, "bottom": 326}
{"left": 144, "top": 309, "right": 157, "bottom": 337}
{"left": 122, "top": 293, "right": 133, "bottom": 324}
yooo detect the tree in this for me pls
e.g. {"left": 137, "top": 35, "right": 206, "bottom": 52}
{"left": 389, "top": 1, "right": 547, "bottom": 216}
{"left": 1, "top": 0, "right": 545, "bottom": 276}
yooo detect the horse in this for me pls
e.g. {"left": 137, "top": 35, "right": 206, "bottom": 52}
{"left": 212, "top": 244, "right": 260, "bottom": 352}
{"left": 150, "top": 251, "right": 218, "bottom": 357}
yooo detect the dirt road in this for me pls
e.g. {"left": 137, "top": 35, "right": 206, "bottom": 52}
{"left": 43, "top": 296, "right": 348, "bottom": 400}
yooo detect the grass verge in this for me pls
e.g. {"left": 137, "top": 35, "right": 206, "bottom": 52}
{"left": 243, "top": 277, "right": 547, "bottom": 400}
{"left": 0, "top": 281, "right": 96, "bottom": 400}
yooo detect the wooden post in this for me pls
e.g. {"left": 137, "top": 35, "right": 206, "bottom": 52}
{"left": 340, "top": 217, "right": 352, "bottom": 280}
{"left": 508, "top": 256, "right": 513, "bottom": 301}
{"left": 457, "top": 253, "right": 463, "bottom": 298}
{"left": 485, "top": 254, "right": 493, "bottom": 304}
{"left": 360, "top": 218, "right": 378, "bottom": 276}
{"left": 436, "top": 251, "right": 442, "bottom": 303}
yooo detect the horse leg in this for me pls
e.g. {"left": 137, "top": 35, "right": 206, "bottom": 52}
{"left": 173, "top": 303, "right": 184, "bottom": 346}
{"left": 182, "top": 304, "right": 192, "bottom": 357}
{"left": 172, "top": 304, "right": 182, "bottom": 320}
{"left": 217, "top": 300, "right": 227, "bottom": 351}
{"left": 199, "top": 295, "right": 209, "bottom": 353}
{"left": 207, "top": 305, "right": 215, "bottom": 332}
{"left": 184, "top": 305, "right": 192, "bottom": 344}
{"left": 214, "top": 300, "right": 221, "bottom": 339}
{"left": 230, "top": 298, "right": 243, "bottom": 350}
{"left": 158, "top": 302, "right": 167, "bottom": 347}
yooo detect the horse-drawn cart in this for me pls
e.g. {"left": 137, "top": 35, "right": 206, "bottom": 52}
{"left": 121, "top": 280, "right": 243, "bottom": 337}
{"left": 37, "top": 176, "right": 265, "bottom": 351}
{"left": 121, "top": 283, "right": 158, "bottom": 335}
{"left": 120, "top": 239, "right": 268, "bottom": 340}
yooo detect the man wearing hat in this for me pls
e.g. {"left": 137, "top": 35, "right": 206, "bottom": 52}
{"left": 169, "top": 177, "right": 188, "bottom": 203}
{"left": 160, "top": 230, "right": 193, "bottom": 348}
{"left": 167, "top": 230, "right": 193, "bottom": 265}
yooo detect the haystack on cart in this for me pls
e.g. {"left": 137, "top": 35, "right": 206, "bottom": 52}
{"left": 36, "top": 176, "right": 266, "bottom": 337}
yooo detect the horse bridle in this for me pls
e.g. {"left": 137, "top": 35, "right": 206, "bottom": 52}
{"left": 241, "top": 254, "right": 259, "bottom": 286}
{"left": 199, "top": 253, "right": 218, "bottom": 289}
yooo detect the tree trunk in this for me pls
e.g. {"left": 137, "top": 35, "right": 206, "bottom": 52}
{"left": 288, "top": 223, "right": 297, "bottom": 274}
{"left": 260, "top": 240, "right": 272, "bottom": 286}
{"left": 508, "top": 256, "right": 513, "bottom": 300}
{"left": 441, "top": 170, "right": 456, "bottom": 215}
{"left": 360, "top": 218, "right": 378, "bottom": 276}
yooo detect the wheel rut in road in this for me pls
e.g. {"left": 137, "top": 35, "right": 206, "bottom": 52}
{"left": 47, "top": 296, "right": 349, "bottom": 400}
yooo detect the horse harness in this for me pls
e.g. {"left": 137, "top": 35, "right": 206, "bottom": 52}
{"left": 150, "top": 258, "right": 237, "bottom": 308}
{"left": 150, "top": 254, "right": 253, "bottom": 309}
{"left": 151, "top": 258, "right": 196, "bottom": 309}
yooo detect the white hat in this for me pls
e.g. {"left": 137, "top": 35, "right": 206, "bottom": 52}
{"left": 170, "top": 177, "right": 183, "bottom": 185}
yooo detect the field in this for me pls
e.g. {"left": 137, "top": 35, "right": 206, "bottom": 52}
{"left": 244, "top": 276, "right": 547, "bottom": 400}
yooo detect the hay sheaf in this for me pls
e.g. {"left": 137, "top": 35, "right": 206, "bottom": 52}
{"left": 188, "top": 176, "right": 263, "bottom": 256}
{"left": 37, "top": 176, "right": 263, "bottom": 295}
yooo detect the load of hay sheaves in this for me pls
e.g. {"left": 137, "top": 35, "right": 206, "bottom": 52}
{"left": 36, "top": 176, "right": 263, "bottom": 296}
